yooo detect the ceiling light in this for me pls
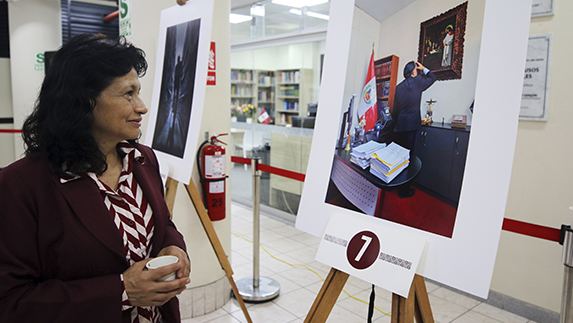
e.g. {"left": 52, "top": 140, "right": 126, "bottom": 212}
{"left": 229, "top": 13, "right": 253, "bottom": 24}
{"left": 307, "top": 11, "right": 329, "bottom": 20}
{"left": 288, "top": 9, "right": 329, "bottom": 20}
{"left": 250, "top": 4, "right": 265, "bottom": 17}
{"left": 272, "top": 0, "right": 328, "bottom": 9}
{"left": 289, "top": 9, "right": 302, "bottom": 15}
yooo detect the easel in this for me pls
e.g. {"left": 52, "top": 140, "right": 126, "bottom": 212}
{"left": 164, "top": 178, "right": 253, "bottom": 323}
{"left": 305, "top": 268, "right": 434, "bottom": 323}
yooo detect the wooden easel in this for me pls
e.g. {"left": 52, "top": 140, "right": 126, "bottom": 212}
{"left": 164, "top": 178, "right": 253, "bottom": 323}
{"left": 305, "top": 268, "right": 434, "bottom": 323}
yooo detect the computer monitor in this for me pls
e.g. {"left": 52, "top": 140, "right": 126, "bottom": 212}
{"left": 307, "top": 103, "right": 318, "bottom": 117}
{"left": 291, "top": 116, "right": 315, "bottom": 128}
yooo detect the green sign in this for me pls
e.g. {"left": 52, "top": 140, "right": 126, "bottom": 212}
{"left": 119, "top": 0, "right": 131, "bottom": 37}
{"left": 34, "top": 52, "right": 44, "bottom": 72}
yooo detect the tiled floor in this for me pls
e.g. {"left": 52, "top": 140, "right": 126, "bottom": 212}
{"left": 182, "top": 203, "right": 539, "bottom": 323}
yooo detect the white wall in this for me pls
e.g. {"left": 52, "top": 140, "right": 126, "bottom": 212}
{"left": 491, "top": 0, "right": 573, "bottom": 313}
{"left": 8, "top": 0, "right": 62, "bottom": 160}
{"left": 339, "top": 6, "right": 380, "bottom": 132}
{"left": 376, "top": 0, "right": 485, "bottom": 125}
{"left": 130, "top": 0, "right": 232, "bottom": 289}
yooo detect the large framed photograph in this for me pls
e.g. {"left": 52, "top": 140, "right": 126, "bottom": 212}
{"left": 297, "top": 0, "right": 531, "bottom": 299}
{"left": 145, "top": 1, "right": 214, "bottom": 184}
{"left": 417, "top": 2, "right": 467, "bottom": 81}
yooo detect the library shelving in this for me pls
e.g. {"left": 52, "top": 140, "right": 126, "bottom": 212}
{"left": 256, "top": 70, "right": 276, "bottom": 121}
{"left": 231, "top": 69, "right": 255, "bottom": 107}
{"left": 275, "top": 69, "right": 313, "bottom": 125}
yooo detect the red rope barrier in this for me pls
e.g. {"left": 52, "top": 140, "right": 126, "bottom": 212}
{"left": 231, "top": 156, "right": 250, "bottom": 165}
{"left": 230, "top": 156, "right": 306, "bottom": 182}
{"left": 258, "top": 164, "right": 306, "bottom": 182}
{"left": 0, "top": 129, "right": 22, "bottom": 133}
{"left": 502, "top": 218, "right": 560, "bottom": 242}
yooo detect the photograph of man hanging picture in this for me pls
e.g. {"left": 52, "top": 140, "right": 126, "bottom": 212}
{"left": 296, "top": 0, "right": 530, "bottom": 300}
{"left": 324, "top": 1, "right": 473, "bottom": 239}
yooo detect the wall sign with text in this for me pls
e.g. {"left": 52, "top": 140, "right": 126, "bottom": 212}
{"left": 119, "top": 0, "right": 131, "bottom": 37}
{"left": 520, "top": 34, "right": 552, "bottom": 121}
{"left": 531, "top": 0, "right": 553, "bottom": 17}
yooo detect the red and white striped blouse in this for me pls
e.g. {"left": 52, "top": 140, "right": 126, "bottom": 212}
{"left": 62, "top": 141, "right": 162, "bottom": 323}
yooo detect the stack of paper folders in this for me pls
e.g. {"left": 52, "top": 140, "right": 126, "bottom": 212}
{"left": 370, "top": 142, "right": 410, "bottom": 183}
{"left": 350, "top": 141, "right": 387, "bottom": 169}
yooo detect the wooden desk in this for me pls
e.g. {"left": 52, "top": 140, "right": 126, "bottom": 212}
{"left": 326, "top": 150, "right": 422, "bottom": 216}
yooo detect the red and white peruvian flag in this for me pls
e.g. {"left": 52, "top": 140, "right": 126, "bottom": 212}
{"left": 357, "top": 51, "right": 377, "bottom": 131}
{"left": 258, "top": 108, "right": 271, "bottom": 124}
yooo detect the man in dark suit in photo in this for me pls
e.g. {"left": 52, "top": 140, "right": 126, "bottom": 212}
{"left": 392, "top": 61, "right": 437, "bottom": 198}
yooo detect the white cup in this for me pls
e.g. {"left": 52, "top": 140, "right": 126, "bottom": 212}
{"left": 146, "top": 255, "right": 179, "bottom": 282}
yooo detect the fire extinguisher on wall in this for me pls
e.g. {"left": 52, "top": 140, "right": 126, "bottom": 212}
{"left": 197, "top": 133, "right": 227, "bottom": 221}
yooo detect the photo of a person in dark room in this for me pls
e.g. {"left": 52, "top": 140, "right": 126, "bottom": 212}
{"left": 152, "top": 19, "right": 200, "bottom": 158}
{"left": 392, "top": 61, "right": 437, "bottom": 198}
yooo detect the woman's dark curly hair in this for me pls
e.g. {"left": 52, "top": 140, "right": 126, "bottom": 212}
{"left": 22, "top": 34, "right": 148, "bottom": 176}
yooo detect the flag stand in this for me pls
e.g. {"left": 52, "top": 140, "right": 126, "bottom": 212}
{"left": 164, "top": 178, "right": 253, "bottom": 323}
{"left": 304, "top": 268, "right": 434, "bottom": 323}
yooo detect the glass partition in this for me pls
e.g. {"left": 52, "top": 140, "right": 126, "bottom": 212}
{"left": 230, "top": 38, "right": 325, "bottom": 220}
{"left": 230, "top": 122, "right": 313, "bottom": 218}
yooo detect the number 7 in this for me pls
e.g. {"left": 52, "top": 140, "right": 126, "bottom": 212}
{"left": 355, "top": 235, "right": 372, "bottom": 262}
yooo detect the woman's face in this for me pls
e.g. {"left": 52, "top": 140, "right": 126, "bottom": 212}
{"left": 92, "top": 68, "right": 147, "bottom": 149}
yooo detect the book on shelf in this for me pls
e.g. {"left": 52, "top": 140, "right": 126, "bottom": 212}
{"left": 231, "top": 70, "right": 253, "bottom": 82}
{"left": 451, "top": 114, "right": 467, "bottom": 128}
{"left": 231, "top": 85, "right": 252, "bottom": 96}
{"left": 279, "top": 70, "right": 300, "bottom": 83}
{"left": 258, "top": 90, "right": 274, "bottom": 101}
{"left": 282, "top": 101, "right": 299, "bottom": 111}
{"left": 375, "top": 61, "right": 393, "bottom": 78}
{"left": 376, "top": 80, "right": 390, "bottom": 97}
{"left": 258, "top": 72, "right": 275, "bottom": 86}
{"left": 279, "top": 85, "right": 299, "bottom": 96}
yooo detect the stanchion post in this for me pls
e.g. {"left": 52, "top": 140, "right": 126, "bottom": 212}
{"left": 235, "top": 157, "right": 280, "bottom": 302}
{"left": 561, "top": 224, "right": 573, "bottom": 323}
{"left": 252, "top": 157, "right": 261, "bottom": 289}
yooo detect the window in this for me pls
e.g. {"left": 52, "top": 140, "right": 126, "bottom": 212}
{"left": 60, "top": 0, "right": 118, "bottom": 44}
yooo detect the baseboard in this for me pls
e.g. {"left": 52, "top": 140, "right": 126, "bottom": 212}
{"left": 427, "top": 278, "right": 560, "bottom": 323}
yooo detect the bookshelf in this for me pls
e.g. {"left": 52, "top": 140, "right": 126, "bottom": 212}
{"left": 231, "top": 69, "right": 255, "bottom": 107}
{"left": 374, "top": 55, "right": 399, "bottom": 114}
{"left": 275, "top": 69, "right": 313, "bottom": 125}
{"left": 256, "top": 70, "right": 276, "bottom": 121}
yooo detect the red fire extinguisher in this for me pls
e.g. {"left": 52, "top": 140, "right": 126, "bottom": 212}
{"left": 198, "top": 133, "right": 227, "bottom": 221}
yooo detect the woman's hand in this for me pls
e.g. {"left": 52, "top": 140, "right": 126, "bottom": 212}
{"left": 123, "top": 258, "right": 190, "bottom": 307}
{"left": 158, "top": 245, "right": 191, "bottom": 280}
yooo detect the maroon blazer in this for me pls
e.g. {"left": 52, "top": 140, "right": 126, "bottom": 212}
{"left": 0, "top": 144, "right": 186, "bottom": 323}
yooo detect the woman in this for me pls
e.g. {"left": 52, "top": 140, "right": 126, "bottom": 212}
{"left": 0, "top": 34, "right": 191, "bottom": 322}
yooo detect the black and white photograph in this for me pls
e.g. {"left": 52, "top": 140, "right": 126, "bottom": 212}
{"left": 152, "top": 19, "right": 200, "bottom": 158}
